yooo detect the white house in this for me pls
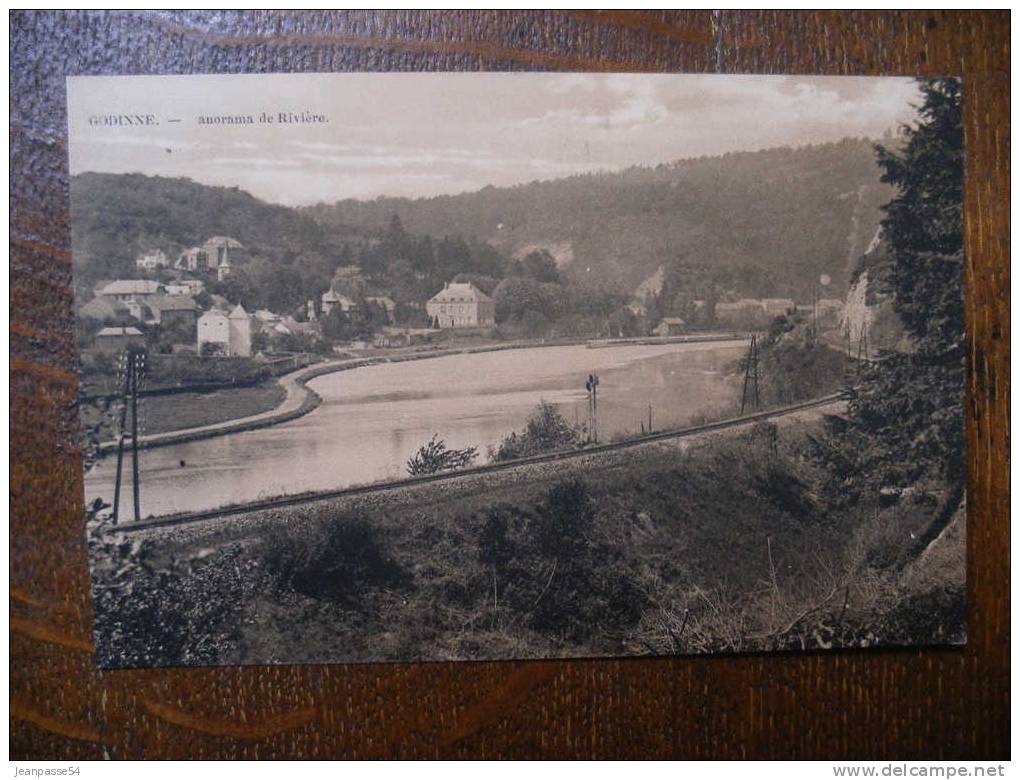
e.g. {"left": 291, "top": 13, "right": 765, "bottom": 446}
{"left": 197, "top": 305, "right": 252, "bottom": 357}
{"left": 197, "top": 309, "right": 231, "bottom": 355}
{"left": 135, "top": 249, "right": 168, "bottom": 271}
{"left": 165, "top": 279, "right": 205, "bottom": 297}
{"left": 227, "top": 304, "right": 253, "bottom": 357}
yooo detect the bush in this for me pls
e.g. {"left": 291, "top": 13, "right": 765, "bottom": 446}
{"left": 259, "top": 515, "right": 406, "bottom": 604}
{"left": 200, "top": 341, "right": 226, "bottom": 357}
{"left": 88, "top": 511, "right": 262, "bottom": 667}
{"left": 491, "top": 402, "right": 581, "bottom": 462}
{"left": 407, "top": 435, "right": 479, "bottom": 476}
{"left": 474, "top": 478, "right": 647, "bottom": 646}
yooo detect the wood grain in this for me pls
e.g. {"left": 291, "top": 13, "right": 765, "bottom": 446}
{"left": 9, "top": 10, "right": 1009, "bottom": 759}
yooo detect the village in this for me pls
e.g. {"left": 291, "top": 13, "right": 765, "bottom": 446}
{"left": 79, "top": 232, "right": 848, "bottom": 363}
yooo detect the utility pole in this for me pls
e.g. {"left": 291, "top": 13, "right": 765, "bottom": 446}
{"left": 740, "top": 334, "right": 761, "bottom": 415}
{"left": 111, "top": 346, "right": 146, "bottom": 525}
{"left": 586, "top": 372, "right": 600, "bottom": 444}
{"left": 813, "top": 283, "right": 820, "bottom": 342}
{"left": 857, "top": 322, "right": 869, "bottom": 363}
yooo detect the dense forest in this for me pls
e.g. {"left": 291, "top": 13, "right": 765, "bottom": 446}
{"left": 305, "top": 137, "right": 894, "bottom": 299}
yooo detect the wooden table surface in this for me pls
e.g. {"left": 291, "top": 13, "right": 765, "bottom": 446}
{"left": 9, "top": 10, "right": 1009, "bottom": 759}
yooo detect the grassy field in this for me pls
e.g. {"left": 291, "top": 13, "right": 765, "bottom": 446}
{"left": 82, "top": 381, "right": 286, "bottom": 441}
{"left": 89, "top": 414, "right": 965, "bottom": 668}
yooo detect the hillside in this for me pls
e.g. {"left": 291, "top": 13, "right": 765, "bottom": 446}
{"left": 305, "top": 138, "right": 893, "bottom": 299}
{"left": 71, "top": 139, "right": 893, "bottom": 312}
{"left": 69, "top": 172, "right": 367, "bottom": 298}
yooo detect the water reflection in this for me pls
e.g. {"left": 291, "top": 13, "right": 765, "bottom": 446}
{"left": 84, "top": 341, "right": 744, "bottom": 517}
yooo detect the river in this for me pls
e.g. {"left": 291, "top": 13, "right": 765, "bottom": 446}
{"left": 84, "top": 340, "right": 746, "bottom": 518}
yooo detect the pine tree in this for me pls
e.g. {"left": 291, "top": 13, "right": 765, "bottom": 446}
{"left": 875, "top": 78, "right": 965, "bottom": 356}
{"left": 815, "top": 78, "right": 966, "bottom": 505}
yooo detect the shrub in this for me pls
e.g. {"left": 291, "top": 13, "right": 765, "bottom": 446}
{"left": 88, "top": 511, "right": 262, "bottom": 667}
{"left": 200, "top": 341, "right": 226, "bottom": 357}
{"left": 491, "top": 402, "right": 581, "bottom": 462}
{"left": 259, "top": 515, "right": 406, "bottom": 604}
{"left": 474, "top": 478, "right": 647, "bottom": 646}
{"left": 407, "top": 435, "right": 479, "bottom": 476}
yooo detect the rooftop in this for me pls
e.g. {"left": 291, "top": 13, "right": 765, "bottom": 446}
{"left": 202, "top": 236, "right": 245, "bottom": 250}
{"left": 429, "top": 281, "right": 492, "bottom": 304}
{"left": 148, "top": 295, "right": 197, "bottom": 311}
{"left": 99, "top": 280, "right": 162, "bottom": 296}
{"left": 96, "top": 326, "right": 143, "bottom": 337}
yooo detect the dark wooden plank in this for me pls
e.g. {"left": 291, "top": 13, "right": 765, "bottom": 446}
{"left": 9, "top": 10, "right": 1009, "bottom": 759}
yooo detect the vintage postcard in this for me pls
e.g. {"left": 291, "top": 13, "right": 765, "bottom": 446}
{"left": 67, "top": 73, "right": 965, "bottom": 667}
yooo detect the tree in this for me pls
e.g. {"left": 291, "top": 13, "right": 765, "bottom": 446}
{"left": 815, "top": 79, "right": 965, "bottom": 505}
{"left": 874, "top": 78, "right": 964, "bottom": 354}
{"left": 331, "top": 265, "right": 369, "bottom": 299}
{"left": 493, "top": 277, "right": 547, "bottom": 322}
{"left": 607, "top": 306, "right": 639, "bottom": 338}
{"left": 521, "top": 249, "right": 561, "bottom": 283}
{"left": 492, "top": 402, "right": 581, "bottom": 462}
{"left": 406, "top": 435, "right": 479, "bottom": 476}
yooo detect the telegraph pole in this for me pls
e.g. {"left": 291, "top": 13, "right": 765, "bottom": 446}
{"left": 111, "top": 346, "right": 146, "bottom": 525}
{"left": 857, "top": 322, "right": 869, "bottom": 363}
{"left": 740, "top": 334, "right": 761, "bottom": 415}
{"left": 586, "top": 372, "right": 600, "bottom": 444}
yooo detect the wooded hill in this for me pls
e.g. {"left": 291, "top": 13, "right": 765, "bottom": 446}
{"left": 305, "top": 137, "right": 894, "bottom": 300}
{"left": 69, "top": 172, "right": 367, "bottom": 301}
{"left": 71, "top": 137, "right": 892, "bottom": 308}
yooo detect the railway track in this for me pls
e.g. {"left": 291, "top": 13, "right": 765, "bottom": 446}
{"left": 116, "top": 391, "right": 847, "bottom": 533}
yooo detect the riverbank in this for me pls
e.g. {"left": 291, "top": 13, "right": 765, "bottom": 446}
{"left": 85, "top": 382, "right": 287, "bottom": 445}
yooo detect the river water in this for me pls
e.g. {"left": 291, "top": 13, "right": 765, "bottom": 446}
{"left": 84, "top": 341, "right": 746, "bottom": 518}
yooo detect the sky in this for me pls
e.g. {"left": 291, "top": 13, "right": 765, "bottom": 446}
{"left": 67, "top": 73, "right": 922, "bottom": 207}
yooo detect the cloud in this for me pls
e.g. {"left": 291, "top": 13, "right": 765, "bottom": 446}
{"left": 67, "top": 73, "right": 922, "bottom": 205}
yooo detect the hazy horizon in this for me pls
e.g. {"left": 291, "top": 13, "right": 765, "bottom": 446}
{"left": 67, "top": 73, "right": 922, "bottom": 207}
{"left": 73, "top": 133, "right": 898, "bottom": 211}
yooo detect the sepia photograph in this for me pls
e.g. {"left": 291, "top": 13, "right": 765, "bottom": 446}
{"left": 67, "top": 72, "right": 966, "bottom": 668}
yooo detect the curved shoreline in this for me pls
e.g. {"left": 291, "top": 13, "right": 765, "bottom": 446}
{"left": 94, "top": 334, "right": 749, "bottom": 457}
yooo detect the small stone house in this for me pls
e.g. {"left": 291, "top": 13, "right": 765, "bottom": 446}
{"left": 653, "top": 317, "right": 686, "bottom": 337}
{"left": 94, "top": 326, "right": 145, "bottom": 354}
